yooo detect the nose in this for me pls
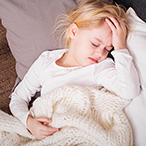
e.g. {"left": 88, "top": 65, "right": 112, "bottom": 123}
{"left": 94, "top": 46, "right": 107, "bottom": 62}
{"left": 95, "top": 46, "right": 105, "bottom": 57}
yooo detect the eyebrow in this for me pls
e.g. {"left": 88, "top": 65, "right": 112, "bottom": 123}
{"left": 94, "top": 37, "right": 113, "bottom": 47}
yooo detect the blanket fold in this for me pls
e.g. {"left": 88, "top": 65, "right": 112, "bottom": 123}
{"left": 0, "top": 85, "right": 133, "bottom": 146}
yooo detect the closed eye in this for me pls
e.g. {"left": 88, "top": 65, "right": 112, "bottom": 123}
{"left": 91, "top": 42, "right": 99, "bottom": 47}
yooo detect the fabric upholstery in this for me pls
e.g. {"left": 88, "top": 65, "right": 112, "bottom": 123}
{"left": 0, "top": 0, "right": 77, "bottom": 80}
{"left": 114, "top": 0, "right": 146, "bottom": 22}
{"left": 125, "top": 7, "right": 146, "bottom": 146}
{"left": 1, "top": 0, "right": 145, "bottom": 81}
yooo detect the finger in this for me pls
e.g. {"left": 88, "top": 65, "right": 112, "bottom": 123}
{"left": 41, "top": 125, "right": 59, "bottom": 132}
{"left": 105, "top": 18, "right": 116, "bottom": 32}
{"left": 120, "top": 20, "right": 127, "bottom": 32}
{"left": 108, "top": 17, "right": 120, "bottom": 29}
{"left": 106, "top": 17, "right": 120, "bottom": 29}
{"left": 41, "top": 130, "right": 58, "bottom": 136}
{"left": 38, "top": 135, "right": 46, "bottom": 140}
{"left": 47, "top": 126, "right": 59, "bottom": 132}
{"left": 37, "top": 117, "right": 52, "bottom": 123}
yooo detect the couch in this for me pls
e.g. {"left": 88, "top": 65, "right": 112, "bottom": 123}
{"left": 0, "top": 20, "right": 17, "bottom": 114}
{"left": 0, "top": 0, "right": 146, "bottom": 114}
{"left": 0, "top": 0, "right": 78, "bottom": 113}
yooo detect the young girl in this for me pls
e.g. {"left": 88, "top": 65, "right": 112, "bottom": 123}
{"left": 10, "top": 0, "right": 140, "bottom": 140}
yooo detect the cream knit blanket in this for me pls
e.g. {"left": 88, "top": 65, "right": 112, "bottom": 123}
{"left": 0, "top": 85, "right": 133, "bottom": 146}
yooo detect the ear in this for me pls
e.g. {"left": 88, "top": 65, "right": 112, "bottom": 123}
{"left": 69, "top": 23, "right": 78, "bottom": 39}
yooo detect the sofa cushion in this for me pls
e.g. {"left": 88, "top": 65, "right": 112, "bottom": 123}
{"left": 0, "top": 0, "right": 77, "bottom": 80}
{"left": 125, "top": 7, "right": 146, "bottom": 146}
{"left": 126, "top": 8, "right": 146, "bottom": 92}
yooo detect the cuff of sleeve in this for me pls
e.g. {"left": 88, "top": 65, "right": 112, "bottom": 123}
{"left": 111, "top": 49, "right": 133, "bottom": 60}
{"left": 111, "top": 48, "right": 129, "bottom": 54}
{"left": 23, "top": 112, "right": 30, "bottom": 128}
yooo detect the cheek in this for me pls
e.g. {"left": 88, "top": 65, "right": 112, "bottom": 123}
{"left": 104, "top": 52, "right": 109, "bottom": 59}
{"left": 79, "top": 43, "right": 91, "bottom": 55}
{"left": 99, "top": 52, "right": 109, "bottom": 62}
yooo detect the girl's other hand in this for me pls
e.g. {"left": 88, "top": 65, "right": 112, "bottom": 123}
{"left": 26, "top": 115, "right": 59, "bottom": 140}
{"left": 105, "top": 17, "right": 127, "bottom": 50}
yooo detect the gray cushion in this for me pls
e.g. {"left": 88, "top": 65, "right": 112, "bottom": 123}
{"left": 0, "top": 0, "right": 77, "bottom": 80}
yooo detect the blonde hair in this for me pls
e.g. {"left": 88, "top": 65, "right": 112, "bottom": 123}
{"left": 55, "top": 0, "right": 129, "bottom": 48}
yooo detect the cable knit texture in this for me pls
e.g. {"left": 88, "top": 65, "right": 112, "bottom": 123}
{"left": 0, "top": 85, "right": 133, "bottom": 146}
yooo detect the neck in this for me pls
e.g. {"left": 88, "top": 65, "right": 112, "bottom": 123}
{"left": 56, "top": 50, "right": 79, "bottom": 67}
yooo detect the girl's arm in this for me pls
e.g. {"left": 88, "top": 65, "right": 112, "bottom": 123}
{"left": 95, "top": 49, "right": 140, "bottom": 99}
{"left": 9, "top": 51, "right": 59, "bottom": 140}
{"left": 9, "top": 53, "right": 43, "bottom": 127}
{"left": 95, "top": 17, "right": 140, "bottom": 99}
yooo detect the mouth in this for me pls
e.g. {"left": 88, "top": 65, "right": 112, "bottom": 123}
{"left": 88, "top": 57, "right": 98, "bottom": 63}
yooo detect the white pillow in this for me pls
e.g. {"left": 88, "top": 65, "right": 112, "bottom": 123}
{"left": 125, "top": 7, "right": 146, "bottom": 146}
{"left": 126, "top": 7, "right": 146, "bottom": 92}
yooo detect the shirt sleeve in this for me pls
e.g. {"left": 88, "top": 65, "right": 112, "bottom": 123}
{"left": 94, "top": 49, "right": 140, "bottom": 99}
{"left": 9, "top": 51, "right": 48, "bottom": 127}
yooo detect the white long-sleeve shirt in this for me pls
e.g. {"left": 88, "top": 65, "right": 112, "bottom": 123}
{"left": 9, "top": 49, "right": 140, "bottom": 127}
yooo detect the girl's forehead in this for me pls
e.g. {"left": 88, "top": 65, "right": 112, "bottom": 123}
{"left": 86, "top": 23, "right": 112, "bottom": 36}
{"left": 85, "top": 23, "right": 112, "bottom": 46}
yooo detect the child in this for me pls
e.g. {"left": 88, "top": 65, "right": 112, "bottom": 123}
{"left": 10, "top": 0, "right": 140, "bottom": 140}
